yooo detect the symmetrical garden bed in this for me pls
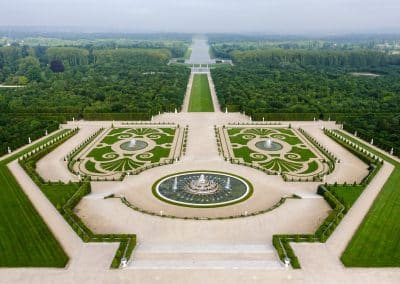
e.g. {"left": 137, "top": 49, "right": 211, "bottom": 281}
{"left": 222, "top": 127, "right": 330, "bottom": 181}
{"left": 73, "top": 127, "right": 180, "bottom": 178}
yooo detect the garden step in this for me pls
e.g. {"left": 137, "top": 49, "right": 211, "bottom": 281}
{"left": 295, "top": 192, "right": 324, "bottom": 199}
{"left": 127, "top": 259, "right": 283, "bottom": 269}
{"left": 129, "top": 244, "right": 280, "bottom": 264}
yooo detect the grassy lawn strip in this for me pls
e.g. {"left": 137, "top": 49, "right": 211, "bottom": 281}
{"left": 0, "top": 130, "right": 70, "bottom": 267}
{"left": 334, "top": 130, "right": 400, "bottom": 267}
{"left": 19, "top": 131, "right": 136, "bottom": 268}
{"left": 188, "top": 74, "right": 214, "bottom": 112}
{"left": 328, "top": 185, "right": 364, "bottom": 210}
{"left": 273, "top": 129, "right": 381, "bottom": 269}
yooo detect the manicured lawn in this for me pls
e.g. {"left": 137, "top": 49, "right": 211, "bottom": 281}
{"left": 328, "top": 185, "right": 364, "bottom": 210}
{"left": 336, "top": 131, "right": 400, "bottom": 267}
{"left": 0, "top": 131, "right": 69, "bottom": 267}
{"left": 188, "top": 74, "right": 214, "bottom": 112}
{"left": 41, "top": 183, "right": 79, "bottom": 207}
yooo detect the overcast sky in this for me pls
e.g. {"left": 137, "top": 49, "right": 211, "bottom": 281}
{"left": 0, "top": 0, "right": 399, "bottom": 34}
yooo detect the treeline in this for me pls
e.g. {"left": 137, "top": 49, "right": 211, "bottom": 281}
{"left": 343, "top": 114, "right": 400, "bottom": 156}
{"left": 0, "top": 43, "right": 190, "bottom": 156}
{"left": 211, "top": 49, "right": 400, "bottom": 155}
{"left": 92, "top": 48, "right": 171, "bottom": 65}
{"left": 0, "top": 42, "right": 188, "bottom": 83}
{"left": 0, "top": 114, "right": 64, "bottom": 155}
{"left": 230, "top": 49, "right": 400, "bottom": 67}
{"left": 46, "top": 47, "right": 90, "bottom": 66}
{"left": 212, "top": 65, "right": 400, "bottom": 114}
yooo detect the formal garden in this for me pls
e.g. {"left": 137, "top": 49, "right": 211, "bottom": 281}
{"left": 222, "top": 127, "right": 330, "bottom": 181}
{"left": 1, "top": 33, "right": 399, "bottom": 282}
{"left": 72, "top": 127, "right": 180, "bottom": 179}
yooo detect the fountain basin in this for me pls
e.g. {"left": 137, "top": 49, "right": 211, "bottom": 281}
{"left": 255, "top": 139, "right": 283, "bottom": 151}
{"left": 120, "top": 139, "right": 148, "bottom": 151}
{"left": 153, "top": 171, "right": 252, "bottom": 208}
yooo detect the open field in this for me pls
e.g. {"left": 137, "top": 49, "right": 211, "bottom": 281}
{"left": 0, "top": 131, "right": 69, "bottom": 267}
{"left": 336, "top": 131, "right": 400, "bottom": 267}
{"left": 188, "top": 74, "right": 214, "bottom": 112}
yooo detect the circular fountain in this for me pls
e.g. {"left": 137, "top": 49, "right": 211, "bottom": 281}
{"left": 185, "top": 174, "right": 219, "bottom": 195}
{"left": 120, "top": 138, "right": 148, "bottom": 151}
{"left": 154, "top": 171, "right": 252, "bottom": 207}
{"left": 255, "top": 138, "right": 283, "bottom": 151}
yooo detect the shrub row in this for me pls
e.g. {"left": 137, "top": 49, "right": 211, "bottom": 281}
{"left": 181, "top": 125, "right": 189, "bottom": 156}
{"left": 299, "top": 128, "right": 337, "bottom": 173}
{"left": 19, "top": 128, "right": 79, "bottom": 185}
{"left": 273, "top": 185, "right": 345, "bottom": 268}
{"left": 214, "top": 126, "right": 224, "bottom": 157}
{"left": 324, "top": 129, "right": 383, "bottom": 186}
{"left": 19, "top": 130, "right": 136, "bottom": 269}
{"left": 324, "top": 129, "right": 382, "bottom": 166}
{"left": 227, "top": 121, "right": 282, "bottom": 126}
{"left": 272, "top": 129, "right": 383, "bottom": 269}
{"left": 60, "top": 181, "right": 136, "bottom": 268}
{"left": 83, "top": 112, "right": 151, "bottom": 121}
{"left": 66, "top": 127, "right": 105, "bottom": 174}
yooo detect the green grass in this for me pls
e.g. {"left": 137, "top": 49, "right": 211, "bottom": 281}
{"left": 87, "top": 146, "right": 114, "bottom": 161}
{"left": 83, "top": 127, "right": 175, "bottom": 175}
{"left": 336, "top": 131, "right": 400, "bottom": 267}
{"left": 227, "top": 127, "right": 325, "bottom": 177}
{"left": 0, "top": 131, "right": 69, "bottom": 267}
{"left": 41, "top": 183, "right": 80, "bottom": 207}
{"left": 286, "top": 147, "right": 316, "bottom": 162}
{"left": 188, "top": 74, "right": 214, "bottom": 112}
{"left": 280, "top": 135, "right": 303, "bottom": 146}
{"left": 299, "top": 160, "right": 319, "bottom": 174}
{"left": 328, "top": 185, "right": 364, "bottom": 210}
{"left": 233, "top": 147, "right": 267, "bottom": 163}
{"left": 137, "top": 146, "right": 171, "bottom": 163}
{"left": 18, "top": 131, "right": 136, "bottom": 269}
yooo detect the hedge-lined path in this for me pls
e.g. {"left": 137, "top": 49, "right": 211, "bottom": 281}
{"left": 301, "top": 125, "right": 369, "bottom": 184}
{"left": 207, "top": 71, "right": 221, "bottom": 112}
{"left": 291, "top": 161, "right": 397, "bottom": 276}
{"left": 36, "top": 126, "right": 101, "bottom": 183}
{"left": 180, "top": 72, "right": 194, "bottom": 112}
{"left": 7, "top": 158, "right": 119, "bottom": 271}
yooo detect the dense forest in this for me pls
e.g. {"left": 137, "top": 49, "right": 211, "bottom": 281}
{"left": 212, "top": 48, "right": 400, "bottom": 156}
{"left": 0, "top": 41, "right": 190, "bottom": 155}
{"left": 2, "top": 33, "right": 400, "bottom": 157}
{"left": 208, "top": 34, "right": 400, "bottom": 58}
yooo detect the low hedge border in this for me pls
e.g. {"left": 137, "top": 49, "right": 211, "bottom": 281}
{"left": 298, "top": 128, "right": 337, "bottom": 173}
{"left": 272, "top": 129, "right": 383, "bottom": 269}
{"left": 65, "top": 127, "right": 105, "bottom": 174}
{"left": 19, "top": 129, "right": 136, "bottom": 269}
{"left": 324, "top": 129, "right": 383, "bottom": 186}
{"left": 120, "top": 194, "right": 297, "bottom": 220}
